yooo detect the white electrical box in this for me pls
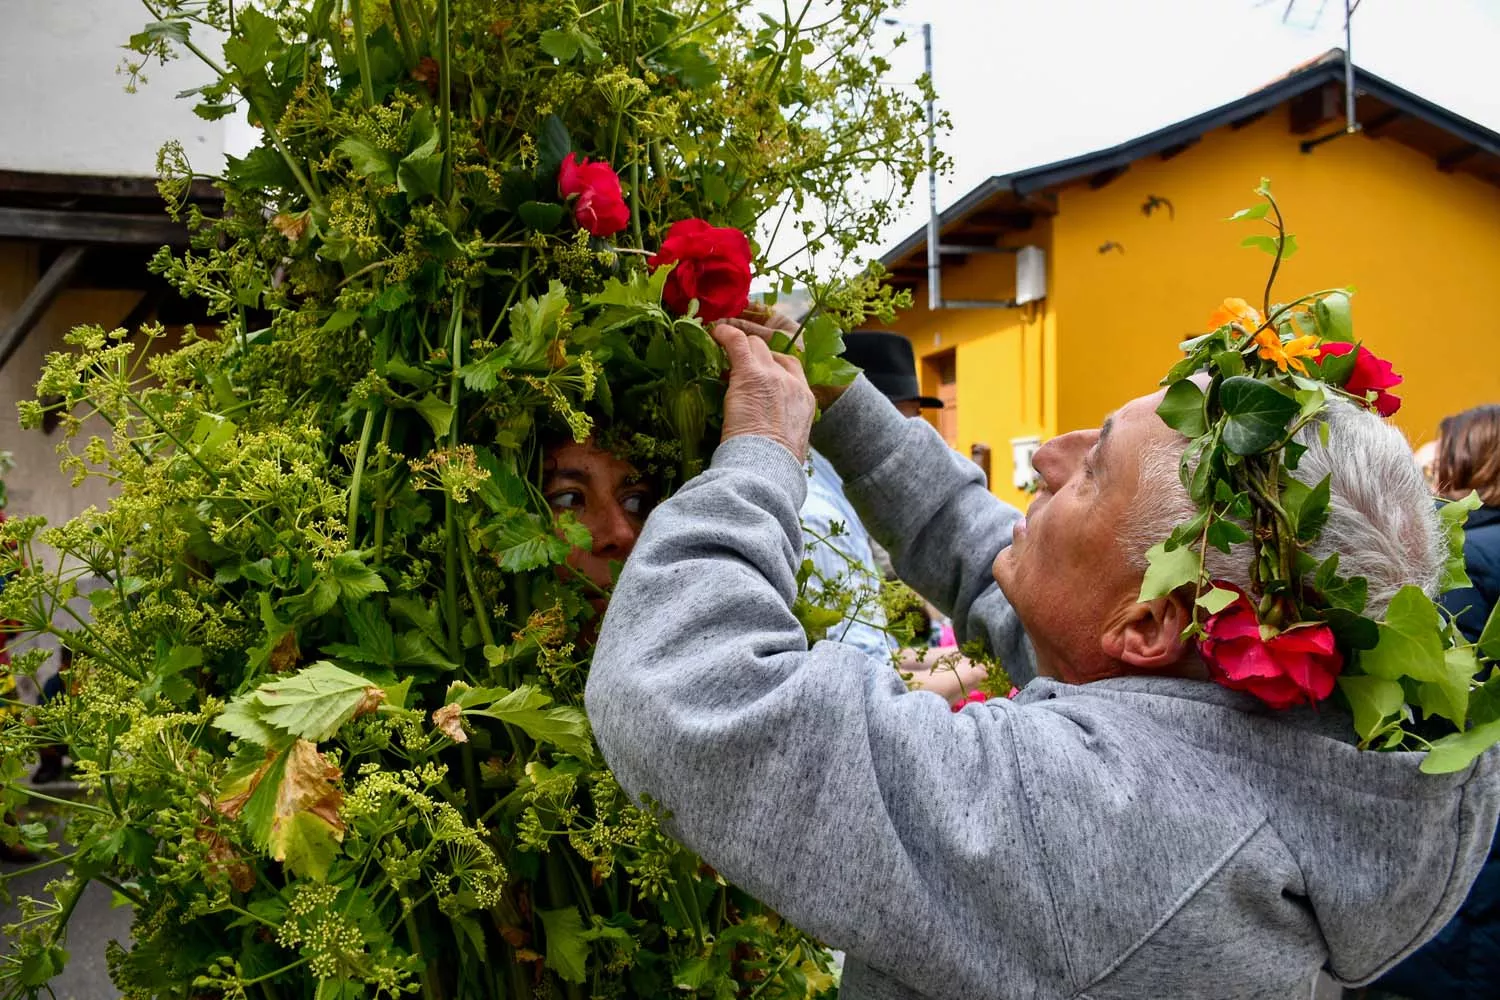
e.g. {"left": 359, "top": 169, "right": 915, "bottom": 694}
{"left": 1010, "top": 435, "right": 1042, "bottom": 491}
{"left": 1015, "top": 246, "right": 1046, "bottom": 305}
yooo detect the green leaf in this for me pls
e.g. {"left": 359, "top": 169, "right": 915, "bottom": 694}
{"left": 1438, "top": 492, "right": 1483, "bottom": 592}
{"left": 661, "top": 43, "right": 720, "bottom": 88}
{"left": 1479, "top": 601, "right": 1500, "bottom": 662}
{"left": 1241, "top": 234, "right": 1280, "bottom": 255}
{"left": 1313, "top": 292, "right": 1354, "bottom": 343}
{"left": 1196, "top": 586, "right": 1241, "bottom": 615}
{"left": 226, "top": 146, "right": 297, "bottom": 191}
{"left": 1422, "top": 716, "right": 1500, "bottom": 774}
{"left": 1226, "top": 203, "right": 1270, "bottom": 222}
{"left": 413, "top": 392, "right": 454, "bottom": 438}
{"left": 1321, "top": 607, "right": 1379, "bottom": 651}
{"left": 1281, "top": 474, "right": 1331, "bottom": 543}
{"left": 1138, "top": 541, "right": 1200, "bottom": 602}
{"left": 539, "top": 907, "right": 589, "bottom": 984}
{"left": 1205, "top": 518, "right": 1249, "bottom": 554}
{"left": 1155, "top": 379, "right": 1207, "bottom": 438}
{"left": 397, "top": 132, "right": 442, "bottom": 199}
{"left": 330, "top": 550, "right": 387, "bottom": 600}
{"left": 538, "top": 28, "right": 579, "bottom": 62}
{"left": 229, "top": 662, "right": 384, "bottom": 742}
{"left": 475, "top": 685, "right": 594, "bottom": 758}
{"left": 538, "top": 115, "right": 573, "bottom": 175}
{"left": 1361, "top": 586, "right": 1447, "bottom": 684}
{"left": 337, "top": 137, "right": 397, "bottom": 185}
{"left": 1338, "top": 674, "right": 1405, "bottom": 741}
{"left": 215, "top": 699, "right": 287, "bottom": 748}
{"left": 278, "top": 809, "right": 341, "bottom": 881}
{"left": 1218, "top": 376, "right": 1298, "bottom": 455}
{"left": 1211, "top": 350, "right": 1245, "bottom": 377}
{"left": 1418, "top": 645, "right": 1480, "bottom": 726}
{"left": 518, "top": 200, "right": 567, "bottom": 232}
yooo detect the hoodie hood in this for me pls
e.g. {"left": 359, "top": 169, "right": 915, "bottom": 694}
{"left": 1018, "top": 675, "right": 1500, "bottom": 986}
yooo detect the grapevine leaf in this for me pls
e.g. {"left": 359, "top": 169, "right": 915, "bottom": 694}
{"left": 1361, "top": 587, "right": 1446, "bottom": 684}
{"left": 413, "top": 392, "right": 454, "bottom": 438}
{"left": 330, "top": 551, "right": 387, "bottom": 600}
{"left": 1138, "top": 541, "right": 1200, "bottom": 602}
{"left": 1422, "top": 716, "right": 1500, "bottom": 775}
{"left": 1338, "top": 674, "right": 1405, "bottom": 741}
{"left": 249, "top": 662, "right": 386, "bottom": 742}
{"left": 1438, "top": 492, "right": 1483, "bottom": 592}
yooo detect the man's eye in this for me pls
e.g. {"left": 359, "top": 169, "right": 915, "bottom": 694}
{"left": 620, "top": 492, "right": 655, "bottom": 518}
{"left": 547, "top": 490, "right": 584, "bottom": 511}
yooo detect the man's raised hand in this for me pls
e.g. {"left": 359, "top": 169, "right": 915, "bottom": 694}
{"left": 710, "top": 322, "right": 817, "bottom": 462}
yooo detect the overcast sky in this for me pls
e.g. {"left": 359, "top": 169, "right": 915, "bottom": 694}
{"left": 867, "top": 0, "right": 1500, "bottom": 256}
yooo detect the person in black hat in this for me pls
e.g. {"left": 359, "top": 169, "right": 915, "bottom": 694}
{"left": 839, "top": 331, "right": 944, "bottom": 417}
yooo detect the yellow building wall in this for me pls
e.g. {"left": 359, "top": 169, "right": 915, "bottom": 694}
{"left": 886, "top": 219, "right": 1055, "bottom": 510}
{"left": 1049, "top": 108, "right": 1500, "bottom": 446}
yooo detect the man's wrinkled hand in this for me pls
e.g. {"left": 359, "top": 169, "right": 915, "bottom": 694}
{"left": 719, "top": 310, "right": 851, "bottom": 410}
{"left": 710, "top": 322, "right": 816, "bottom": 462}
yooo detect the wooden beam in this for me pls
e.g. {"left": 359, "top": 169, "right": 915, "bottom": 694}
{"left": 1361, "top": 108, "right": 1403, "bottom": 136}
{"left": 0, "top": 169, "right": 220, "bottom": 202}
{"left": 1229, "top": 109, "right": 1268, "bottom": 130}
{"left": 0, "top": 206, "right": 190, "bottom": 246}
{"left": 1437, "top": 144, "right": 1480, "bottom": 173}
{"left": 1159, "top": 138, "right": 1200, "bottom": 161}
{"left": 1290, "top": 84, "right": 1341, "bottom": 135}
{"left": 1088, "top": 165, "right": 1128, "bottom": 190}
{"left": 0, "top": 245, "right": 88, "bottom": 372}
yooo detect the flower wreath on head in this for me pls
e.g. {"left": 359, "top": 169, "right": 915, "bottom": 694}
{"left": 1143, "top": 178, "right": 1500, "bottom": 774}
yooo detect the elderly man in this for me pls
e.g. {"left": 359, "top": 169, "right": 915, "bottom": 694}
{"left": 585, "top": 321, "right": 1500, "bottom": 999}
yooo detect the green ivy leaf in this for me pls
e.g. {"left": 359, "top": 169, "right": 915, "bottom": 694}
{"left": 1313, "top": 292, "right": 1354, "bottom": 343}
{"left": 538, "top": 115, "right": 574, "bottom": 175}
{"left": 1422, "top": 715, "right": 1500, "bottom": 774}
{"left": 1205, "top": 518, "right": 1249, "bottom": 554}
{"left": 539, "top": 907, "right": 590, "bottom": 984}
{"left": 1338, "top": 674, "right": 1405, "bottom": 741}
{"left": 1438, "top": 492, "right": 1483, "bottom": 592}
{"left": 1218, "top": 376, "right": 1298, "bottom": 455}
{"left": 1361, "top": 586, "right": 1447, "bottom": 684}
{"left": 1156, "top": 379, "right": 1207, "bottom": 438}
{"left": 1138, "top": 541, "right": 1200, "bottom": 602}
{"left": 1281, "top": 473, "right": 1331, "bottom": 543}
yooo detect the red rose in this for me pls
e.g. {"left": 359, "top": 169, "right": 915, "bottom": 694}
{"left": 647, "top": 218, "right": 752, "bottom": 322}
{"left": 557, "top": 153, "right": 630, "bottom": 238}
{"left": 1316, "top": 342, "right": 1402, "bottom": 417}
{"left": 1198, "top": 585, "right": 1342, "bottom": 710}
{"left": 951, "top": 690, "right": 989, "bottom": 712}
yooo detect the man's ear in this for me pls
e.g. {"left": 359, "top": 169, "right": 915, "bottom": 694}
{"left": 1100, "top": 594, "right": 1193, "bottom": 670}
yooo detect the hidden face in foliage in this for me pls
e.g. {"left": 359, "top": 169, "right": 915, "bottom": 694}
{"left": 542, "top": 439, "right": 658, "bottom": 600}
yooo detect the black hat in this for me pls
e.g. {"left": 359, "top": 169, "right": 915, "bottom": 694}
{"left": 841, "top": 331, "right": 943, "bottom": 409}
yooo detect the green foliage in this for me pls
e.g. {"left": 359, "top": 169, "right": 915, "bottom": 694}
{"left": 0, "top": 0, "right": 937, "bottom": 997}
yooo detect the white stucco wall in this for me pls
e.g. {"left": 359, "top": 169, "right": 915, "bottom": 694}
{"left": 0, "top": 0, "right": 232, "bottom": 177}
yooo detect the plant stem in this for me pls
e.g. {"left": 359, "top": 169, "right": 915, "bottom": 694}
{"left": 348, "top": 403, "right": 380, "bottom": 539}
{"left": 443, "top": 287, "right": 466, "bottom": 661}
{"left": 349, "top": 0, "right": 376, "bottom": 106}
{"left": 1261, "top": 194, "right": 1287, "bottom": 319}
{"left": 389, "top": 0, "right": 420, "bottom": 66}
{"left": 630, "top": 158, "right": 644, "bottom": 249}
{"left": 437, "top": 0, "right": 453, "bottom": 202}
{"left": 373, "top": 407, "right": 395, "bottom": 565}
{"left": 403, "top": 905, "right": 443, "bottom": 1000}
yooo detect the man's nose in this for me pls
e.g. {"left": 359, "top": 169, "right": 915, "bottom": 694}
{"left": 1031, "top": 430, "right": 1096, "bottom": 490}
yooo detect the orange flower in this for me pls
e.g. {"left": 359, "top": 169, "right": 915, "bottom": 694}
{"left": 1254, "top": 329, "right": 1321, "bottom": 374}
{"left": 1207, "top": 297, "right": 1264, "bottom": 334}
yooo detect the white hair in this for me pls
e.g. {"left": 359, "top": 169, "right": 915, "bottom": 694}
{"left": 1122, "top": 399, "right": 1443, "bottom": 617}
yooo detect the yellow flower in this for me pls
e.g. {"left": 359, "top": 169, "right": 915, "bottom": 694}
{"left": 1208, "top": 297, "right": 1263, "bottom": 334}
{"left": 1254, "top": 329, "right": 1321, "bottom": 374}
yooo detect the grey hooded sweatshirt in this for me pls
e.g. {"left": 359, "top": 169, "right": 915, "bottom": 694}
{"left": 585, "top": 376, "right": 1500, "bottom": 999}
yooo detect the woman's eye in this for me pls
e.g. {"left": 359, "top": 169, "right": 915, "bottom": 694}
{"left": 547, "top": 490, "right": 584, "bottom": 511}
{"left": 620, "top": 492, "right": 655, "bottom": 518}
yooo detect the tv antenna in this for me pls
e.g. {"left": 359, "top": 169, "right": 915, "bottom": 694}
{"left": 1258, "top": 0, "right": 1365, "bottom": 140}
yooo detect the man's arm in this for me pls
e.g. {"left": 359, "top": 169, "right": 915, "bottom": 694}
{"left": 811, "top": 376, "right": 1035, "bottom": 681}
{"left": 585, "top": 434, "right": 1064, "bottom": 997}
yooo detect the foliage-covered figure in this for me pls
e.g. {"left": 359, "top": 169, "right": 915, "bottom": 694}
{"left": 0, "top": 2, "right": 936, "bottom": 997}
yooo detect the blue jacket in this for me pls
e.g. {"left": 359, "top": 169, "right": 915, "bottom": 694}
{"left": 1374, "top": 505, "right": 1500, "bottom": 998}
